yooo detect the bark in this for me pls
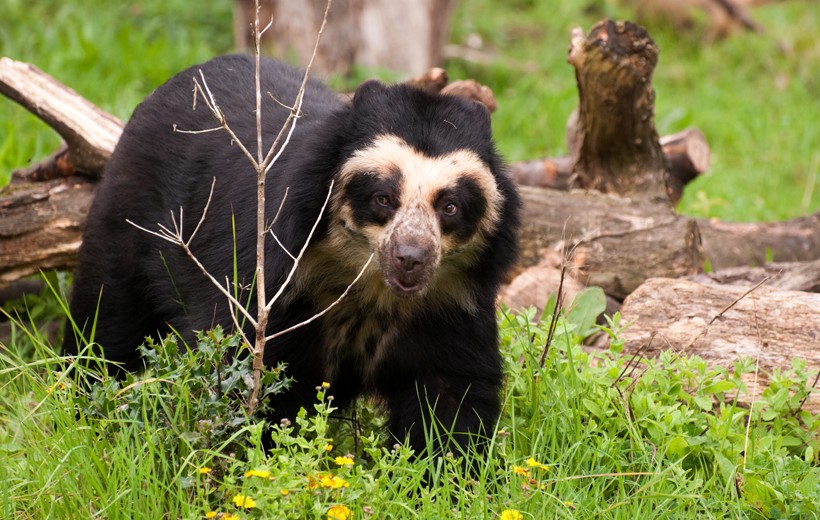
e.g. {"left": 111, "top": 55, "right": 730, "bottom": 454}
{"left": 0, "top": 57, "right": 123, "bottom": 178}
{"left": 510, "top": 127, "right": 710, "bottom": 200}
{"left": 616, "top": 277, "right": 820, "bottom": 413}
{"left": 516, "top": 186, "right": 704, "bottom": 300}
{"left": 233, "top": 0, "right": 459, "bottom": 77}
{"left": 689, "top": 259, "right": 820, "bottom": 293}
{"left": 0, "top": 177, "right": 96, "bottom": 286}
{"left": 698, "top": 213, "right": 820, "bottom": 270}
{"left": 568, "top": 20, "right": 669, "bottom": 202}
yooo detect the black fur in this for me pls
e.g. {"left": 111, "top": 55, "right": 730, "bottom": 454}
{"left": 64, "top": 55, "right": 520, "bottom": 455}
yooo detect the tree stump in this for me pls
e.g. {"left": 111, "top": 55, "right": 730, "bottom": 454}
{"left": 568, "top": 20, "right": 669, "bottom": 202}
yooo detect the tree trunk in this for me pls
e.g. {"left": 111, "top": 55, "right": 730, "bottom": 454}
{"left": 233, "top": 0, "right": 459, "bottom": 77}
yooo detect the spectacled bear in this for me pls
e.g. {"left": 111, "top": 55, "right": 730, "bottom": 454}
{"left": 64, "top": 54, "right": 520, "bottom": 455}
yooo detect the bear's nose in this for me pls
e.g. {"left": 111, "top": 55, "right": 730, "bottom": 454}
{"left": 394, "top": 244, "right": 428, "bottom": 272}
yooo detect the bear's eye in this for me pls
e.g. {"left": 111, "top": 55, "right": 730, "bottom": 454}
{"left": 443, "top": 202, "right": 458, "bottom": 216}
{"left": 374, "top": 193, "right": 393, "bottom": 208}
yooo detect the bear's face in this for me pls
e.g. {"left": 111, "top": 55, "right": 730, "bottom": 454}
{"left": 333, "top": 134, "right": 503, "bottom": 298}
{"left": 293, "top": 80, "right": 513, "bottom": 316}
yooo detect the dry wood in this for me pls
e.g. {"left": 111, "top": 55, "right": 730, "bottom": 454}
{"left": 517, "top": 186, "right": 704, "bottom": 300}
{"left": 0, "top": 57, "right": 123, "bottom": 177}
{"left": 499, "top": 249, "right": 623, "bottom": 318}
{"left": 616, "top": 277, "right": 820, "bottom": 413}
{"left": 510, "top": 127, "right": 710, "bottom": 198}
{"left": 508, "top": 157, "right": 576, "bottom": 191}
{"left": 405, "top": 67, "right": 450, "bottom": 94}
{"left": 406, "top": 68, "right": 498, "bottom": 112}
{"left": 660, "top": 128, "right": 710, "bottom": 203}
{"left": 689, "top": 259, "right": 820, "bottom": 293}
{"left": 568, "top": 20, "right": 668, "bottom": 202}
{"left": 0, "top": 177, "right": 95, "bottom": 286}
{"left": 441, "top": 80, "right": 498, "bottom": 113}
{"left": 698, "top": 212, "right": 820, "bottom": 270}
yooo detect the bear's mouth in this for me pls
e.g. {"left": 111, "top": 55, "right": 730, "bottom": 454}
{"left": 385, "top": 273, "right": 427, "bottom": 296}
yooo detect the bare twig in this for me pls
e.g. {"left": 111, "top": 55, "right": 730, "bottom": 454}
{"left": 264, "top": 180, "right": 335, "bottom": 313}
{"left": 129, "top": 0, "right": 339, "bottom": 417}
{"left": 708, "top": 275, "right": 772, "bottom": 326}
{"left": 125, "top": 210, "right": 259, "bottom": 330}
{"left": 539, "top": 262, "right": 565, "bottom": 369}
{"left": 265, "top": 252, "right": 375, "bottom": 343}
{"left": 743, "top": 300, "right": 763, "bottom": 468}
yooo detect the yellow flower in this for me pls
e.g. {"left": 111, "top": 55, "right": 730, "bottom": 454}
{"left": 500, "top": 510, "right": 523, "bottom": 520}
{"left": 280, "top": 489, "right": 289, "bottom": 496}
{"left": 222, "top": 515, "right": 239, "bottom": 520}
{"left": 232, "top": 494, "right": 257, "bottom": 509}
{"left": 204, "top": 512, "right": 217, "bottom": 519}
{"left": 325, "top": 444, "right": 334, "bottom": 452}
{"left": 47, "top": 382, "right": 67, "bottom": 394}
{"left": 334, "top": 455, "right": 355, "bottom": 466}
{"left": 199, "top": 467, "right": 212, "bottom": 475}
{"left": 320, "top": 473, "right": 350, "bottom": 489}
{"left": 512, "top": 466, "right": 530, "bottom": 477}
{"left": 244, "top": 469, "right": 272, "bottom": 479}
{"left": 525, "top": 457, "right": 550, "bottom": 470}
{"left": 327, "top": 504, "right": 352, "bottom": 520}
{"left": 309, "top": 472, "right": 350, "bottom": 489}
{"left": 322, "top": 381, "right": 331, "bottom": 389}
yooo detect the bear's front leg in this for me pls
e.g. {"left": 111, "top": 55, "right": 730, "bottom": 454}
{"left": 386, "top": 370, "right": 502, "bottom": 458}
{"left": 380, "top": 307, "right": 503, "bottom": 458}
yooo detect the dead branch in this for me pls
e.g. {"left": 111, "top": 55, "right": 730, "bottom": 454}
{"left": 0, "top": 57, "right": 123, "bottom": 177}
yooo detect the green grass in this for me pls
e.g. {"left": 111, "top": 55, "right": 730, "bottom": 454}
{"left": 1, "top": 2, "right": 818, "bottom": 518}
{"left": 1, "top": 290, "right": 817, "bottom": 518}
{"left": 2, "top": 0, "right": 817, "bottom": 221}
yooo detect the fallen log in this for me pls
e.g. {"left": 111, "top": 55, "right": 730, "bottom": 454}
{"left": 0, "top": 57, "right": 123, "bottom": 179}
{"left": 698, "top": 213, "right": 820, "bottom": 270}
{"left": 0, "top": 177, "right": 96, "bottom": 286}
{"left": 517, "top": 186, "right": 704, "bottom": 300}
{"left": 616, "top": 277, "right": 820, "bottom": 413}
{"left": 689, "top": 259, "right": 820, "bottom": 293}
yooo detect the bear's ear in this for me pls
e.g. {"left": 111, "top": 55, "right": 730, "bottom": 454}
{"left": 352, "top": 79, "right": 389, "bottom": 109}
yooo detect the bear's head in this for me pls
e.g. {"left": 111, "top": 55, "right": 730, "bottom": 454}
{"left": 316, "top": 79, "right": 515, "bottom": 310}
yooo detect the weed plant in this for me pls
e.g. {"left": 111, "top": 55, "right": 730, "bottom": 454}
{"left": 1, "top": 288, "right": 817, "bottom": 518}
